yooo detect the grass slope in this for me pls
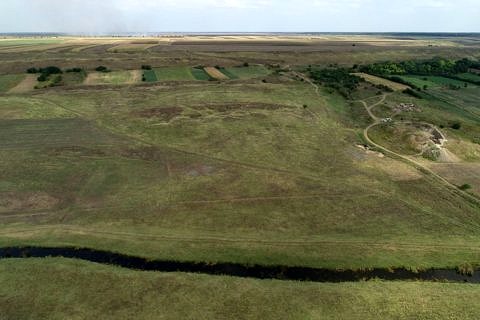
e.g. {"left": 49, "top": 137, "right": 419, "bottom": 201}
{"left": 0, "top": 82, "right": 479, "bottom": 270}
{"left": 1, "top": 258, "right": 480, "bottom": 320}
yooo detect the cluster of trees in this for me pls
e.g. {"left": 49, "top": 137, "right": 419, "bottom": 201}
{"left": 27, "top": 66, "right": 62, "bottom": 82}
{"left": 309, "top": 68, "right": 363, "bottom": 98}
{"left": 360, "top": 58, "right": 480, "bottom": 76}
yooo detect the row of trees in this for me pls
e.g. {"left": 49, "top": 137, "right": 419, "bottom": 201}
{"left": 360, "top": 58, "right": 480, "bottom": 76}
{"left": 27, "top": 66, "right": 85, "bottom": 82}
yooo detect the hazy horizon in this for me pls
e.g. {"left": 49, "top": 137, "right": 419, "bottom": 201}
{"left": 0, "top": 0, "right": 479, "bottom": 34}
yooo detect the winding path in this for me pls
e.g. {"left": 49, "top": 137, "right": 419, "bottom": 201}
{"left": 360, "top": 96, "right": 480, "bottom": 205}
{"left": 293, "top": 69, "right": 479, "bottom": 205}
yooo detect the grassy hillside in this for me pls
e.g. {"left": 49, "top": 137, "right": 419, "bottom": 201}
{"left": 1, "top": 258, "right": 480, "bottom": 320}
{"left": 0, "top": 80, "right": 479, "bottom": 269}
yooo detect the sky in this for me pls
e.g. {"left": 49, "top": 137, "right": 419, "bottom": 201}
{"left": 0, "top": 0, "right": 479, "bottom": 33}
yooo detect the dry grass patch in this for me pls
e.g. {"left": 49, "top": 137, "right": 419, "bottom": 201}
{"left": 0, "top": 192, "right": 59, "bottom": 214}
{"left": 8, "top": 75, "right": 37, "bottom": 93}
{"left": 134, "top": 107, "right": 183, "bottom": 121}
{"left": 428, "top": 163, "right": 480, "bottom": 196}
{"left": 353, "top": 73, "right": 410, "bottom": 91}
{"left": 204, "top": 67, "right": 229, "bottom": 80}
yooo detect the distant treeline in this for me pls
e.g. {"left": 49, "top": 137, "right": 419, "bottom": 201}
{"left": 359, "top": 58, "right": 480, "bottom": 76}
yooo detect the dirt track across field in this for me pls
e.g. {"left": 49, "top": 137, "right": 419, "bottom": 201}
{"left": 8, "top": 74, "right": 36, "bottom": 93}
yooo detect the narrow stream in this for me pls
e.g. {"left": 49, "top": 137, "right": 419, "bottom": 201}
{"left": 1, "top": 246, "right": 478, "bottom": 283}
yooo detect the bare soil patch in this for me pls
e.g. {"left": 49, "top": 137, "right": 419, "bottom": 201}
{"left": 353, "top": 73, "right": 410, "bottom": 91}
{"left": 8, "top": 75, "right": 37, "bottom": 93}
{"left": 192, "top": 103, "right": 288, "bottom": 112}
{"left": 0, "top": 192, "right": 59, "bottom": 214}
{"left": 437, "top": 148, "right": 461, "bottom": 163}
{"left": 130, "top": 70, "right": 143, "bottom": 83}
{"left": 134, "top": 106, "right": 183, "bottom": 121}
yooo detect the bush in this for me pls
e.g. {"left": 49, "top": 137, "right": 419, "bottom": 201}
{"left": 37, "top": 74, "right": 48, "bottom": 82}
{"left": 27, "top": 67, "right": 38, "bottom": 74}
{"left": 451, "top": 122, "right": 462, "bottom": 130}
{"left": 457, "top": 263, "right": 474, "bottom": 276}
{"left": 49, "top": 75, "right": 63, "bottom": 87}
{"left": 141, "top": 65, "right": 152, "bottom": 70}
{"left": 95, "top": 66, "right": 109, "bottom": 72}
{"left": 66, "top": 68, "right": 83, "bottom": 73}
{"left": 243, "top": 62, "right": 249, "bottom": 67}
{"left": 459, "top": 184, "right": 472, "bottom": 191}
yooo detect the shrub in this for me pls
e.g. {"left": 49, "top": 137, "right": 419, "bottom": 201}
{"left": 141, "top": 65, "right": 152, "bottom": 70}
{"left": 27, "top": 67, "right": 38, "bottom": 74}
{"left": 457, "top": 263, "right": 474, "bottom": 276}
{"left": 459, "top": 184, "right": 472, "bottom": 191}
{"left": 451, "top": 122, "right": 462, "bottom": 130}
{"left": 95, "top": 66, "right": 109, "bottom": 72}
{"left": 37, "top": 74, "right": 48, "bottom": 82}
{"left": 66, "top": 68, "right": 83, "bottom": 73}
{"left": 49, "top": 75, "right": 63, "bottom": 87}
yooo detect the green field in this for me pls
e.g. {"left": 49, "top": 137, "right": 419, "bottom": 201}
{"left": 0, "top": 74, "right": 25, "bottom": 92}
{"left": 456, "top": 72, "right": 480, "bottom": 82}
{"left": 153, "top": 66, "right": 197, "bottom": 81}
{"left": 143, "top": 69, "right": 157, "bottom": 82}
{"left": 223, "top": 65, "right": 271, "bottom": 79}
{"left": 190, "top": 67, "right": 213, "bottom": 80}
{"left": 2, "top": 258, "right": 480, "bottom": 320}
{"left": 399, "top": 75, "right": 469, "bottom": 88}
{"left": 218, "top": 67, "right": 238, "bottom": 79}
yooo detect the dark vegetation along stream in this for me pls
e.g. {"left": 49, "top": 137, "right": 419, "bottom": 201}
{"left": 1, "top": 246, "right": 479, "bottom": 283}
